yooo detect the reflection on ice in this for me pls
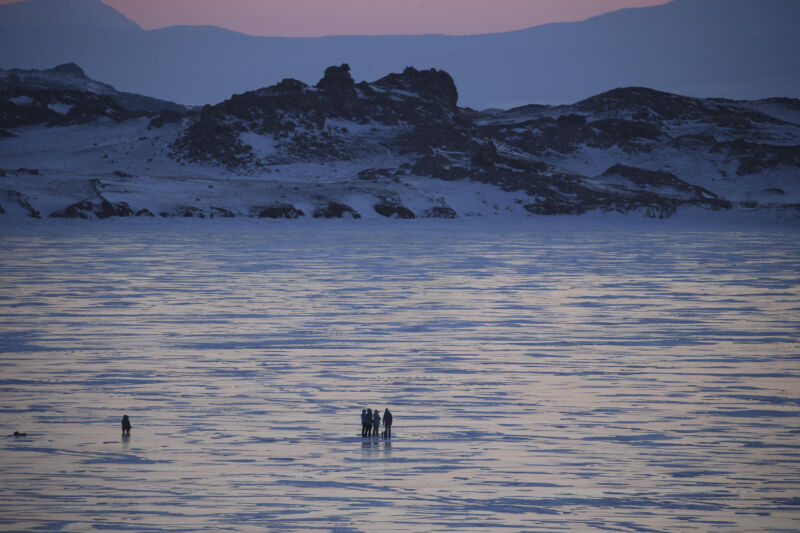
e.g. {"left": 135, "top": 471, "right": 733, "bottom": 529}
{"left": 0, "top": 221, "right": 799, "bottom": 531}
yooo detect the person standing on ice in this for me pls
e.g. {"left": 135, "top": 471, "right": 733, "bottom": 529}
{"left": 121, "top": 414, "right": 132, "bottom": 435}
{"left": 383, "top": 408, "right": 392, "bottom": 439}
{"left": 372, "top": 408, "right": 381, "bottom": 437}
{"left": 365, "top": 408, "right": 373, "bottom": 437}
{"left": 361, "top": 409, "right": 369, "bottom": 437}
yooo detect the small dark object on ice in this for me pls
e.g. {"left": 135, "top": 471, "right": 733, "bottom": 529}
{"left": 121, "top": 414, "right": 132, "bottom": 435}
{"left": 13, "top": 431, "right": 27, "bottom": 437}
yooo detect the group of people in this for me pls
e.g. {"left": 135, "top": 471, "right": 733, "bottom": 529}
{"left": 361, "top": 408, "right": 392, "bottom": 438}
{"left": 123, "top": 410, "right": 393, "bottom": 439}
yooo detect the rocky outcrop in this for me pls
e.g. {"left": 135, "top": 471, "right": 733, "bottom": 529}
{"left": 374, "top": 201, "right": 416, "bottom": 219}
{"left": 423, "top": 206, "right": 458, "bottom": 218}
{"left": 165, "top": 206, "right": 236, "bottom": 218}
{"left": 171, "top": 64, "right": 474, "bottom": 166}
{"left": 256, "top": 203, "right": 304, "bottom": 219}
{"left": 710, "top": 139, "right": 800, "bottom": 176}
{"left": 50, "top": 197, "right": 133, "bottom": 219}
{"left": 313, "top": 202, "right": 361, "bottom": 219}
{"left": 372, "top": 66, "right": 458, "bottom": 110}
{"left": 148, "top": 110, "right": 184, "bottom": 129}
{"left": 0, "top": 88, "right": 133, "bottom": 129}
{"left": 574, "top": 87, "right": 784, "bottom": 128}
{"left": 4, "top": 190, "right": 41, "bottom": 218}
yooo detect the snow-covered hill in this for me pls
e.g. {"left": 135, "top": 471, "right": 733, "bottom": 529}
{"left": 1, "top": 64, "right": 798, "bottom": 223}
{"left": 0, "top": 63, "right": 188, "bottom": 114}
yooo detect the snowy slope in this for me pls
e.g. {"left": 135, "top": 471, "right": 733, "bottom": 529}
{"left": 1, "top": 65, "right": 799, "bottom": 224}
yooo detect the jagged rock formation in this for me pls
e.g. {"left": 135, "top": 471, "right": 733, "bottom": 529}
{"left": 171, "top": 64, "right": 468, "bottom": 168}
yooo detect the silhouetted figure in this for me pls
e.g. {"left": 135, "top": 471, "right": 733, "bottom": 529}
{"left": 361, "top": 409, "right": 369, "bottom": 437}
{"left": 121, "top": 414, "right": 132, "bottom": 435}
{"left": 372, "top": 408, "right": 381, "bottom": 437}
{"left": 383, "top": 408, "right": 392, "bottom": 439}
{"left": 365, "top": 408, "right": 373, "bottom": 438}
{"left": 13, "top": 431, "right": 27, "bottom": 437}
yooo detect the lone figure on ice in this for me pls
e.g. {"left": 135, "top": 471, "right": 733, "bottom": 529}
{"left": 383, "top": 408, "right": 392, "bottom": 439}
{"left": 121, "top": 414, "right": 132, "bottom": 435}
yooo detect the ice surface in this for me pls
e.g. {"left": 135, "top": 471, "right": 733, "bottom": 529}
{"left": 0, "top": 220, "right": 799, "bottom": 531}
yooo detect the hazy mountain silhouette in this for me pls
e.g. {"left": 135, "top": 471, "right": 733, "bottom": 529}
{"left": 0, "top": 0, "right": 139, "bottom": 30}
{"left": 1, "top": 0, "right": 798, "bottom": 108}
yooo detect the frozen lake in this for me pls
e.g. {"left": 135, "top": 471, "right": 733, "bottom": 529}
{"left": 1, "top": 220, "right": 799, "bottom": 531}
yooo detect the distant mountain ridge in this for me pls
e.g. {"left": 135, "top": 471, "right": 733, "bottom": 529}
{"left": 0, "top": 0, "right": 139, "bottom": 29}
{"left": 0, "top": 0, "right": 798, "bottom": 109}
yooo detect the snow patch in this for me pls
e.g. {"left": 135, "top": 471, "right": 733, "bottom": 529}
{"left": 10, "top": 95, "right": 34, "bottom": 106}
{"left": 47, "top": 102, "right": 73, "bottom": 115}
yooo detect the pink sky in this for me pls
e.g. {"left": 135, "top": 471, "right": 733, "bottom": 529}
{"left": 2, "top": 0, "right": 671, "bottom": 37}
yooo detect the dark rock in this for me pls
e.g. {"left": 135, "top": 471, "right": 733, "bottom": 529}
{"left": 50, "top": 63, "right": 86, "bottom": 77}
{"left": 172, "top": 115, "right": 253, "bottom": 169}
{"left": 178, "top": 207, "right": 204, "bottom": 218}
{"left": 358, "top": 168, "right": 394, "bottom": 181}
{"left": 712, "top": 139, "right": 800, "bottom": 176}
{"left": 411, "top": 152, "right": 472, "bottom": 180}
{"left": 373, "top": 66, "right": 458, "bottom": 110}
{"left": 424, "top": 206, "right": 458, "bottom": 218}
{"left": 0, "top": 129, "right": 15, "bottom": 138}
{"left": 600, "top": 164, "right": 731, "bottom": 210}
{"left": 601, "top": 164, "right": 693, "bottom": 191}
{"left": 50, "top": 198, "right": 133, "bottom": 219}
{"left": 484, "top": 115, "right": 661, "bottom": 155}
{"left": 257, "top": 203, "right": 305, "bottom": 219}
{"left": 5, "top": 190, "right": 40, "bottom": 218}
{"left": 51, "top": 199, "right": 92, "bottom": 219}
{"left": 471, "top": 141, "right": 498, "bottom": 168}
{"left": 210, "top": 206, "right": 236, "bottom": 218}
{"left": 0, "top": 204, "right": 4, "bottom": 214}
{"left": 576, "top": 87, "right": 783, "bottom": 128}
{"left": 313, "top": 201, "right": 361, "bottom": 219}
{"left": 161, "top": 206, "right": 228, "bottom": 218}
{"left": 271, "top": 78, "right": 308, "bottom": 95}
{"left": 374, "top": 201, "right": 416, "bottom": 219}
{"left": 316, "top": 64, "right": 356, "bottom": 95}
{"left": 172, "top": 64, "right": 470, "bottom": 167}
{"left": 135, "top": 208, "right": 155, "bottom": 217}
{"left": 523, "top": 201, "right": 589, "bottom": 216}
{"left": 148, "top": 109, "right": 184, "bottom": 129}
{"left": 315, "top": 64, "right": 361, "bottom": 118}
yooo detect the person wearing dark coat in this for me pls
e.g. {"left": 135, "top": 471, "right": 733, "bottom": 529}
{"left": 383, "top": 408, "right": 392, "bottom": 439}
{"left": 372, "top": 409, "right": 381, "bottom": 437}
{"left": 121, "top": 415, "right": 132, "bottom": 435}
{"left": 361, "top": 409, "right": 369, "bottom": 437}
{"left": 365, "top": 408, "right": 373, "bottom": 437}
